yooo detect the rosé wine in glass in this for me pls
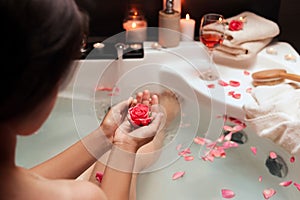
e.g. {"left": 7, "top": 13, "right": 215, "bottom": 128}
{"left": 199, "top": 13, "right": 225, "bottom": 81}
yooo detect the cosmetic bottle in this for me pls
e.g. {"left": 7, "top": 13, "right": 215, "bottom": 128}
{"left": 158, "top": 0, "right": 181, "bottom": 48}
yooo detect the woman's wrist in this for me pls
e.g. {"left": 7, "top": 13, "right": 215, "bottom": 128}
{"left": 113, "top": 142, "right": 139, "bottom": 153}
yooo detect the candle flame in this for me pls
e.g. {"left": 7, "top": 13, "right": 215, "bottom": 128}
{"left": 186, "top": 14, "right": 190, "bottom": 20}
{"left": 131, "top": 22, "right": 137, "bottom": 29}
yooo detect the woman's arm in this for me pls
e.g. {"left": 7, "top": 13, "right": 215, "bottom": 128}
{"left": 29, "top": 128, "right": 111, "bottom": 179}
{"left": 30, "top": 99, "right": 132, "bottom": 179}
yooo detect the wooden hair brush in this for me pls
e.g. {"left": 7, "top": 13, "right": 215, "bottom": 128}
{"left": 252, "top": 69, "right": 300, "bottom": 86}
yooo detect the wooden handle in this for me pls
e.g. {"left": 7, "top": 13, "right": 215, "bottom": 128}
{"left": 280, "top": 72, "right": 300, "bottom": 82}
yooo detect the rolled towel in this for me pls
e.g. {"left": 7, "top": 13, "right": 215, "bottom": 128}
{"left": 204, "top": 11, "right": 280, "bottom": 67}
{"left": 243, "top": 83, "right": 300, "bottom": 155}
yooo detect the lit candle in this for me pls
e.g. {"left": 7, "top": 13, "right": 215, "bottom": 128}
{"left": 266, "top": 47, "right": 277, "bottom": 55}
{"left": 180, "top": 14, "right": 195, "bottom": 41}
{"left": 284, "top": 53, "right": 297, "bottom": 62}
{"left": 163, "top": 0, "right": 181, "bottom": 13}
{"left": 123, "top": 19, "right": 147, "bottom": 43}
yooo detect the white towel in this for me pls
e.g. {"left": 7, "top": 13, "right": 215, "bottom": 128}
{"left": 243, "top": 83, "right": 300, "bottom": 155}
{"left": 204, "top": 11, "right": 280, "bottom": 67}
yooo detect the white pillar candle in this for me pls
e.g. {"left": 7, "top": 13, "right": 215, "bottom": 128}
{"left": 163, "top": 0, "right": 181, "bottom": 13}
{"left": 123, "top": 20, "right": 147, "bottom": 43}
{"left": 180, "top": 14, "right": 195, "bottom": 41}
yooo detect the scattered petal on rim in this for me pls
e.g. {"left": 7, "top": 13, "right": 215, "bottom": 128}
{"left": 279, "top": 180, "right": 293, "bottom": 187}
{"left": 244, "top": 70, "right": 250, "bottom": 75}
{"left": 207, "top": 84, "right": 215, "bottom": 88}
{"left": 246, "top": 87, "right": 252, "bottom": 93}
{"left": 229, "top": 80, "right": 240, "bottom": 87}
{"left": 232, "top": 93, "right": 241, "bottom": 99}
{"left": 218, "top": 80, "right": 229, "bottom": 86}
{"left": 172, "top": 171, "right": 185, "bottom": 180}
{"left": 263, "top": 188, "right": 276, "bottom": 199}
{"left": 221, "top": 189, "right": 235, "bottom": 199}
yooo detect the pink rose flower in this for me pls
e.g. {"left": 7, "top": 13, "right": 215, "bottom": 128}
{"left": 229, "top": 20, "right": 243, "bottom": 31}
{"left": 128, "top": 103, "right": 151, "bottom": 127}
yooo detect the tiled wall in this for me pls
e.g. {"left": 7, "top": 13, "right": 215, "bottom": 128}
{"left": 75, "top": 0, "right": 299, "bottom": 52}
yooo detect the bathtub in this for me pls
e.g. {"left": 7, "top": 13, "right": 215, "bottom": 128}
{"left": 16, "top": 41, "right": 300, "bottom": 199}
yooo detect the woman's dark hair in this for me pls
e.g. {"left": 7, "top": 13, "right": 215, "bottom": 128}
{"left": 0, "top": 0, "right": 86, "bottom": 121}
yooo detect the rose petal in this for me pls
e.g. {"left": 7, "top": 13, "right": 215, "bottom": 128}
{"left": 279, "top": 180, "right": 293, "bottom": 187}
{"left": 223, "top": 141, "right": 239, "bottom": 149}
{"left": 263, "top": 188, "right": 276, "bottom": 199}
{"left": 207, "top": 84, "right": 215, "bottom": 88}
{"left": 290, "top": 156, "right": 295, "bottom": 163}
{"left": 218, "top": 80, "right": 229, "bottom": 86}
{"left": 194, "top": 136, "right": 207, "bottom": 145}
{"left": 172, "top": 171, "right": 185, "bottom": 180}
{"left": 95, "top": 86, "right": 113, "bottom": 92}
{"left": 294, "top": 182, "right": 300, "bottom": 191}
{"left": 228, "top": 91, "right": 235, "bottom": 96}
{"left": 269, "top": 152, "right": 277, "bottom": 159}
{"left": 246, "top": 87, "right": 253, "bottom": 93}
{"left": 258, "top": 176, "right": 262, "bottom": 182}
{"left": 184, "top": 155, "right": 194, "bottom": 161}
{"left": 176, "top": 144, "right": 182, "bottom": 151}
{"left": 250, "top": 146, "right": 257, "bottom": 155}
{"left": 232, "top": 93, "right": 241, "bottom": 99}
{"left": 229, "top": 80, "right": 240, "bottom": 87}
{"left": 244, "top": 70, "right": 250, "bottom": 75}
{"left": 95, "top": 172, "right": 104, "bottom": 183}
{"left": 221, "top": 189, "right": 235, "bottom": 199}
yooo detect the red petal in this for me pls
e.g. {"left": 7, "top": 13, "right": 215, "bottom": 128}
{"left": 176, "top": 144, "right": 182, "bottom": 151}
{"left": 228, "top": 91, "right": 235, "bottom": 96}
{"left": 251, "top": 146, "right": 257, "bottom": 155}
{"left": 246, "top": 87, "right": 253, "bottom": 93}
{"left": 269, "top": 151, "right": 277, "bottom": 159}
{"left": 290, "top": 156, "right": 295, "bottom": 163}
{"left": 95, "top": 172, "right": 104, "bottom": 183}
{"left": 279, "top": 180, "right": 293, "bottom": 187}
{"left": 258, "top": 176, "right": 262, "bottom": 182}
{"left": 223, "top": 141, "right": 239, "bottom": 149}
{"left": 221, "top": 189, "right": 235, "bottom": 199}
{"left": 95, "top": 86, "right": 113, "bottom": 92}
{"left": 263, "top": 188, "right": 276, "bottom": 199}
{"left": 193, "top": 136, "right": 207, "bottom": 145}
{"left": 184, "top": 155, "right": 194, "bottom": 161}
{"left": 172, "top": 171, "right": 185, "bottom": 180}
{"left": 232, "top": 93, "right": 241, "bottom": 99}
{"left": 293, "top": 182, "right": 300, "bottom": 191}
{"left": 207, "top": 84, "right": 215, "bottom": 88}
{"left": 229, "top": 80, "right": 240, "bottom": 87}
{"left": 218, "top": 80, "right": 229, "bottom": 86}
{"left": 244, "top": 70, "right": 250, "bottom": 75}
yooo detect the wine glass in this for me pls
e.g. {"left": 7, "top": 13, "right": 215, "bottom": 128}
{"left": 199, "top": 13, "right": 225, "bottom": 81}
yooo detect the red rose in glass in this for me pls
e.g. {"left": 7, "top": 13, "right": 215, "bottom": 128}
{"left": 229, "top": 20, "right": 243, "bottom": 31}
{"left": 128, "top": 103, "right": 151, "bottom": 127}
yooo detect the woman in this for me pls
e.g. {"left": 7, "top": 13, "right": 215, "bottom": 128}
{"left": 0, "top": 0, "right": 163, "bottom": 199}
